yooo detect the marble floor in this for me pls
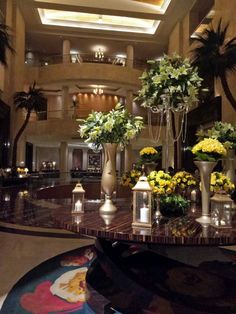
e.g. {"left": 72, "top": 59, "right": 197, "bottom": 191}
{"left": 0, "top": 231, "right": 94, "bottom": 309}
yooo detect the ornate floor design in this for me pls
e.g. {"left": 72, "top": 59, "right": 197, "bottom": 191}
{"left": 0, "top": 245, "right": 120, "bottom": 314}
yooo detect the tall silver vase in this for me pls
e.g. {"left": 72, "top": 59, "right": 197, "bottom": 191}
{"left": 99, "top": 143, "right": 118, "bottom": 214}
{"left": 224, "top": 149, "right": 236, "bottom": 184}
{"left": 194, "top": 161, "right": 217, "bottom": 224}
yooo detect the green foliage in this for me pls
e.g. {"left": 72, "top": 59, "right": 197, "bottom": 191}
{"left": 13, "top": 81, "right": 47, "bottom": 113}
{"left": 136, "top": 53, "right": 203, "bottom": 109}
{"left": 196, "top": 122, "right": 236, "bottom": 149}
{"left": 79, "top": 103, "right": 144, "bottom": 148}
{"left": 191, "top": 20, "right": 236, "bottom": 111}
{"left": 0, "top": 23, "right": 14, "bottom": 66}
{"left": 160, "top": 194, "right": 189, "bottom": 217}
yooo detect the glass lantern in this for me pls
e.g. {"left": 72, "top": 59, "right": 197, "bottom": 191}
{"left": 72, "top": 183, "right": 85, "bottom": 213}
{"left": 210, "top": 193, "right": 233, "bottom": 228}
{"left": 132, "top": 175, "right": 153, "bottom": 228}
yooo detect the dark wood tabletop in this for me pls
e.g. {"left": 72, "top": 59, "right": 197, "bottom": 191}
{"left": 53, "top": 199, "right": 236, "bottom": 247}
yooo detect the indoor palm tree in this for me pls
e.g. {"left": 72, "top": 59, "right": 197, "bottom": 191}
{"left": 12, "top": 82, "right": 47, "bottom": 168}
{"left": 0, "top": 22, "right": 14, "bottom": 66}
{"left": 191, "top": 20, "right": 236, "bottom": 111}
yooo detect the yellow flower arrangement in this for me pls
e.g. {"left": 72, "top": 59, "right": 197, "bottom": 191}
{"left": 172, "top": 171, "right": 197, "bottom": 190}
{"left": 17, "top": 167, "right": 29, "bottom": 176}
{"left": 147, "top": 170, "right": 175, "bottom": 195}
{"left": 210, "top": 172, "right": 235, "bottom": 193}
{"left": 139, "top": 146, "right": 160, "bottom": 163}
{"left": 120, "top": 169, "right": 142, "bottom": 189}
{"left": 192, "top": 138, "right": 227, "bottom": 161}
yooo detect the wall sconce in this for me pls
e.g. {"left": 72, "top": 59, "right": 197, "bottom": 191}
{"left": 72, "top": 94, "right": 78, "bottom": 107}
{"left": 95, "top": 48, "right": 104, "bottom": 60}
{"left": 93, "top": 86, "right": 103, "bottom": 95}
{"left": 132, "top": 175, "right": 153, "bottom": 228}
{"left": 72, "top": 183, "right": 85, "bottom": 213}
{"left": 210, "top": 193, "right": 233, "bottom": 228}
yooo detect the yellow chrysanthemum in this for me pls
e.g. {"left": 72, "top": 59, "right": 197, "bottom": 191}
{"left": 147, "top": 170, "right": 175, "bottom": 195}
{"left": 139, "top": 147, "right": 158, "bottom": 156}
{"left": 172, "top": 171, "right": 197, "bottom": 190}
{"left": 192, "top": 138, "right": 227, "bottom": 158}
{"left": 210, "top": 172, "right": 235, "bottom": 193}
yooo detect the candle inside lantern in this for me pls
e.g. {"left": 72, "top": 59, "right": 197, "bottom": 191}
{"left": 140, "top": 205, "right": 149, "bottom": 223}
{"left": 191, "top": 189, "right": 197, "bottom": 202}
{"left": 75, "top": 200, "right": 82, "bottom": 212}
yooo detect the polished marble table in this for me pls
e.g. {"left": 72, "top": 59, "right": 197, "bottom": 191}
{"left": 53, "top": 200, "right": 236, "bottom": 313}
{"left": 53, "top": 200, "right": 236, "bottom": 247}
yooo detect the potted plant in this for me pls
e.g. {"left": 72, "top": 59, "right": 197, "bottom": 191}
{"left": 191, "top": 138, "right": 227, "bottom": 223}
{"left": 160, "top": 194, "right": 189, "bottom": 217}
{"left": 147, "top": 170, "right": 176, "bottom": 218}
{"left": 210, "top": 172, "right": 235, "bottom": 194}
{"left": 196, "top": 122, "right": 236, "bottom": 183}
{"left": 138, "top": 146, "right": 161, "bottom": 173}
{"left": 79, "top": 103, "right": 144, "bottom": 213}
{"left": 136, "top": 53, "right": 203, "bottom": 170}
{"left": 136, "top": 53, "right": 203, "bottom": 110}
{"left": 172, "top": 171, "right": 197, "bottom": 198}
{"left": 120, "top": 169, "right": 142, "bottom": 189}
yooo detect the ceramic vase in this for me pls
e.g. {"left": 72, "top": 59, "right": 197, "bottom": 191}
{"left": 194, "top": 160, "right": 217, "bottom": 224}
{"left": 99, "top": 143, "right": 118, "bottom": 214}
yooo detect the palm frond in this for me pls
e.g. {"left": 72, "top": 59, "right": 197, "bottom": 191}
{"left": 13, "top": 82, "right": 47, "bottom": 112}
{"left": 0, "top": 23, "right": 14, "bottom": 65}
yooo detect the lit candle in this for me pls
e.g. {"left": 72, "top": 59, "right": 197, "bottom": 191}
{"left": 140, "top": 205, "right": 149, "bottom": 223}
{"left": 75, "top": 200, "right": 82, "bottom": 212}
{"left": 143, "top": 192, "right": 148, "bottom": 202}
{"left": 191, "top": 189, "right": 197, "bottom": 202}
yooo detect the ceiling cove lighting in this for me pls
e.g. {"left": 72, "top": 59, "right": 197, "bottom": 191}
{"left": 38, "top": 9, "right": 160, "bottom": 34}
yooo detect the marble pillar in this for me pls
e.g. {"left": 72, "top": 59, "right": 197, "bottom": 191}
{"left": 60, "top": 141, "right": 68, "bottom": 181}
{"left": 62, "top": 39, "right": 71, "bottom": 64}
{"left": 124, "top": 90, "right": 134, "bottom": 172}
{"left": 126, "top": 45, "right": 134, "bottom": 68}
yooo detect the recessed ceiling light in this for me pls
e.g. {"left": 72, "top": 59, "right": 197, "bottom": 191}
{"left": 38, "top": 8, "right": 160, "bottom": 34}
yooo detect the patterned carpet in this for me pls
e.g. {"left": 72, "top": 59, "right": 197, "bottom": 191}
{"left": 0, "top": 245, "right": 118, "bottom": 314}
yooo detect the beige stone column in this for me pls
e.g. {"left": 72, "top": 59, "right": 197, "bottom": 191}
{"left": 82, "top": 148, "right": 88, "bottom": 170}
{"left": 62, "top": 86, "right": 70, "bottom": 118}
{"left": 124, "top": 90, "right": 134, "bottom": 172}
{"left": 32, "top": 144, "right": 37, "bottom": 171}
{"left": 126, "top": 44, "right": 134, "bottom": 68}
{"left": 17, "top": 138, "right": 26, "bottom": 167}
{"left": 60, "top": 141, "right": 68, "bottom": 181}
{"left": 62, "top": 39, "right": 71, "bottom": 64}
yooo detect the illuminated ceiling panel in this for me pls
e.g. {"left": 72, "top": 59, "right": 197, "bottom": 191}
{"left": 132, "top": 0, "right": 164, "bottom": 5}
{"left": 38, "top": 9, "right": 160, "bottom": 34}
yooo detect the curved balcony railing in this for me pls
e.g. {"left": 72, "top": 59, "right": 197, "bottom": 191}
{"left": 25, "top": 53, "right": 148, "bottom": 71}
{"left": 33, "top": 108, "right": 155, "bottom": 126}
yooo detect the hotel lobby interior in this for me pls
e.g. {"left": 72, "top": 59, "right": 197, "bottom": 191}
{"left": 0, "top": 0, "right": 236, "bottom": 313}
